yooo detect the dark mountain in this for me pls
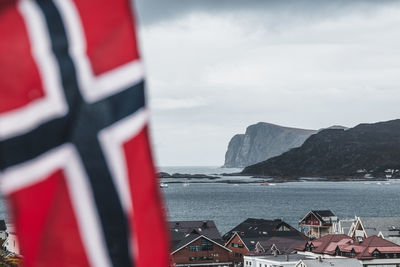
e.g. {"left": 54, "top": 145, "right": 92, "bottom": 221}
{"left": 223, "top": 122, "right": 317, "bottom": 168}
{"left": 242, "top": 119, "right": 400, "bottom": 178}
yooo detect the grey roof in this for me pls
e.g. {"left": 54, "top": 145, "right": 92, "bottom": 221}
{"left": 223, "top": 218, "right": 307, "bottom": 245}
{"left": 299, "top": 258, "right": 362, "bottom": 267}
{"left": 313, "top": 210, "right": 335, "bottom": 217}
{"left": 246, "top": 253, "right": 309, "bottom": 262}
{"left": 360, "top": 217, "right": 400, "bottom": 237}
{"left": 311, "top": 210, "right": 336, "bottom": 224}
{"left": 242, "top": 237, "right": 268, "bottom": 251}
{"left": 257, "top": 237, "right": 307, "bottom": 254}
{"left": 169, "top": 220, "right": 223, "bottom": 251}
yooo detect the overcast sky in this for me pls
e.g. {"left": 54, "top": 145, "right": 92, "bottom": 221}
{"left": 132, "top": 0, "right": 400, "bottom": 166}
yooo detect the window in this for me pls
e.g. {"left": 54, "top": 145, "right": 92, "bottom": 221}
{"left": 189, "top": 245, "right": 201, "bottom": 252}
{"left": 189, "top": 256, "right": 213, "bottom": 261}
{"left": 201, "top": 239, "right": 214, "bottom": 251}
{"left": 232, "top": 243, "right": 244, "bottom": 248}
{"left": 372, "top": 249, "right": 380, "bottom": 258}
{"left": 189, "top": 239, "right": 214, "bottom": 251}
{"left": 234, "top": 252, "right": 242, "bottom": 258}
{"left": 278, "top": 225, "right": 290, "bottom": 231}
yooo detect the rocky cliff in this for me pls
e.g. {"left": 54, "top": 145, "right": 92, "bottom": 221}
{"left": 242, "top": 119, "right": 400, "bottom": 178}
{"left": 223, "top": 123, "right": 317, "bottom": 168}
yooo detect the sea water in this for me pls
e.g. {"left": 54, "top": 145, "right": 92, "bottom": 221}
{"left": 160, "top": 166, "right": 400, "bottom": 235}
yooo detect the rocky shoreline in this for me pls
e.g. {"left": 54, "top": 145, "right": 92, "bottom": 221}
{"left": 158, "top": 172, "right": 220, "bottom": 179}
{"left": 158, "top": 172, "right": 397, "bottom": 184}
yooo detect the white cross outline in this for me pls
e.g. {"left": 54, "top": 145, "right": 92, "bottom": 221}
{"left": 53, "top": 0, "right": 145, "bottom": 104}
{"left": 0, "top": 144, "right": 112, "bottom": 267}
{"left": 98, "top": 107, "right": 149, "bottom": 261}
{"left": 0, "top": 0, "right": 68, "bottom": 141}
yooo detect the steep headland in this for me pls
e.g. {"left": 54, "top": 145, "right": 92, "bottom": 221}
{"left": 242, "top": 119, "right": 400, "bottom": 179}
{"left": 224, "top": 122, "right": 317, "bottom": 168}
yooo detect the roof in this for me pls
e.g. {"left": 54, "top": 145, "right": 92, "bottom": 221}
{"left": 256, "top": 236, "right": 307, "bottom": 254}
{"left": 245, "top": 253, "right": 309, "bottom": 263}
{"left": 0, "top": 220, "right": 6, "bottom": 231}
{"left": 169, "top": 220, "right": 223, "bottom": 251}
{"left": 298, "top": 258, "right": 362, "bottom": 267}
{"left": 171, "top": 234, "right": 232, "bottom": 254}
{"left": 296, "top": 234, "right": 400, "bottom": 260}
{"left": 359, "top": 217, "right": 400, "bottom": 237}
{"left": 304, "top": 234, "right": 350, "bottom": 254}
{"left": 223, "top": 218, "right": 307, "bottom": 245}
{"left": 300, "top": 210, "right": 337, "bottom": 225}
{"left": 313, "top": 210, "right": 335, "bottom": 217}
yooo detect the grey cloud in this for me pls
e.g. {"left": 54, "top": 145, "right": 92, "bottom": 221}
{"left": 133, "top": 0, "right": 399, "bottom": 25}
{"left": 135, "top": 0, "right": 400, "bottom": 165}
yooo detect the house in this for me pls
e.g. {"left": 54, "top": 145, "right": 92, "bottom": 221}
{"left": 2, "top": 233, "right": 20, "bottom": 256}
{"left": 348, "top": 217, "right": 400, "bottom": 245}
{"left": 223, "top": 218, "right": 307, "bottom": 266}
{"left": 295, "top": 258, "right": 362, "bottom": 267}
{"left": 299, "top": 210, "right": 338, "bottom": 238}
{"left": 255, "top": 237, "right": 307, "bottom": 255}
{"left": 295, "top": 234, "right": 400, "bottom": 266}
{"left": 336, "top": 217, "right": 357, "bottom": 235}
{"left": 0, "top": 220, "right": 6, "bottom": 240}
{"left": 244, "top": 254, "right": 310, "bottom": 267}
{"left": 169, "top": 220, "right": 233, "bottom": 267}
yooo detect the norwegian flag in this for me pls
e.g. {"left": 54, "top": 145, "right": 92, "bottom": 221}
{"left": 0, "top": 0, "right": 169, "bottom": 266}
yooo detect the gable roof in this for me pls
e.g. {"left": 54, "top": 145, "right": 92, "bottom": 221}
{"left": 300, "top": 210, "right": 337, "bottom": 225}
{"left": 223, "top": 218, "right": 307, "bottom": 243}
{"left": 307, "top": 234, "right": 350, "bottom": 254}
{"left": 169, "top": 220, "right": 223, "bottom": 251}
{"left": 296, "top": 234, "right": 400, "bottom": 260}
{"left": 256, "top": 236, "right": 307, "bottom": 254}
{"left": 171, "top": 234, "right": 232, "bottom": 254}
{"left": 224, "top": 232, "right": 250, "bottom": 251}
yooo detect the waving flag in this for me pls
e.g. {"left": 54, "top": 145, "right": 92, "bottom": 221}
{"left": 0, "top": 0, "right": 169, "bottom": 266}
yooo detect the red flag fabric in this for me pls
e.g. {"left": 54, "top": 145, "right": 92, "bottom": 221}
{"left": 0, "top": 0, "right": 170, "bottom": 266}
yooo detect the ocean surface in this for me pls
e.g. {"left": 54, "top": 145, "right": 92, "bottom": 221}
{"left": 160, "top": 166, "right": 400, "bottom": 235}
{"left": 1, "top": 166, "right": 399, "bottom": 237}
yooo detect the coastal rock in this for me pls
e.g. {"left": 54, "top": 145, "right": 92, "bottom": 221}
{"left": 158, "top": 172, "right": 220, "bottom": 179}
{"left": 242, "top": 119, "right": 400, "bottom": 178}
{"left": 224, "top": 122, "right": 317, "bottom": 168}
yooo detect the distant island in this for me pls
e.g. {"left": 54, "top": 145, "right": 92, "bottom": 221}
{"left": 158, "top": 172, "right": 220, "bottom": 179}
{"left": 241, "top": 119, "right": 400, "bottom": 180}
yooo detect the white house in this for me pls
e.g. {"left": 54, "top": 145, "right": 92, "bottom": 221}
{"left": 244, "top": 254, "right": 311, "bottom": 267}
{"left": 2, "top": 233, "right": 20, "bottom": 255}
{"left": 296, "top": 258, "right": 362, "bottom": 267}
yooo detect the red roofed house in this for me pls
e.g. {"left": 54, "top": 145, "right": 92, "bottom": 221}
{"left": 299, "top": 210, "right": 339, "bottom": 239}
{"left": 295, "top": 234, "right": 400, "bottom": 266}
